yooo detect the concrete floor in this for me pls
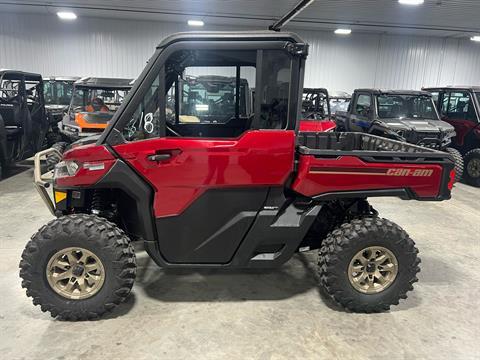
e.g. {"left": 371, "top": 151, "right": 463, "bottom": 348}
{"left": 0, "top": 167, "right": 479, "bottom": 360}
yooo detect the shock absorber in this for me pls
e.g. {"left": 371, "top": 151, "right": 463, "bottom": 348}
{"left": 91, "top": 190, "right": 111, "bottom": 218}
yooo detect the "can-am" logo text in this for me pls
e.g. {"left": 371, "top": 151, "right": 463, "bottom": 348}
{"left": 386, "top": 168, "right": 434, "bottom": 177}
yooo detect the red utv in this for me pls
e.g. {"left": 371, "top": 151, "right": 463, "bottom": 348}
{"left": 424, "top": 87, "right": 480, "bottom": 186}
{"left": 21, "top": 31, "right": 455, "bottom": 320}
{"left": 300, "top": 88, "right": 336, "bottom": 132}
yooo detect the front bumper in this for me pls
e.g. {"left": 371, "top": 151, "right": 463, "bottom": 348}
{"left": 33, "top": 148, "right": 62, "bottom": 216}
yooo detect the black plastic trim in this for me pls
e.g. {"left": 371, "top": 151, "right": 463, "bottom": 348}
{"left": 93, "top": 160, "right": 157, "bottom": 241}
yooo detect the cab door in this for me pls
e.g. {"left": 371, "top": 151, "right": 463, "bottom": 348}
{"left": 440, "top": 91, "right": 479, "bottom": 149}
{"left": 348, "top": 93, "right": 373, "bottom": 132}
{"left": 110, "top": 43, "right": 302, "bottom": 264}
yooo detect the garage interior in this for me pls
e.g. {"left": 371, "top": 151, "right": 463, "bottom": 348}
{"left": 1, "top": 1, "right": 480, "bottom": 359}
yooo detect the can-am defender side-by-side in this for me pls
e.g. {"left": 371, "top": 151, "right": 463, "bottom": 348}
{"left": 335, "top": 89, "right": 464, "bottom": 181}
{"left": 47, "top": 77, "right": 133, "bottom": 167}
{"left": 300, "top": 88, "right": 336, "bottom": 132}
{"left": 424, "top": 86, "right": 480, "bottom": 187}
{"left": 0, "top": 70, "right": 49, "bottom": 179}
{"left": 21, "top": 31, "right": 455, "bottom": 320}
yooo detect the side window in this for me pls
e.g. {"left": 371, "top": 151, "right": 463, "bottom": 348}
{"left": 354, "top": 94, "right": 371, "bottom": 116}
{"left": 441, "top": 92, "right": 450, "bottom": 115}
{"left": 430, "top": 91, "right": 439, "bottom": 106}
{"left": 123, "top": 47, "right": 294, "bottom": 142}
{"left": 445, "top": 92, "right": 476, "bottom": 122}
{"left": 257, "top": 51, "right": 292, "bottom": 129}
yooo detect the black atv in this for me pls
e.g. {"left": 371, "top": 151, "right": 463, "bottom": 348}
{"left": 0, "top": 70, "right": 49, "bottom": 179}
{"left": 335, "top": 89, "right": 464, "bottom": 181}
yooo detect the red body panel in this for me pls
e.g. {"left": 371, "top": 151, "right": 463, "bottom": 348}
{"left": 56, "top": 145, "right": 116, "bottom": 187}
{"left": 442, "top": 117, "right": 478, "bottom": 147}
{"left": 299, "top": 119, "right": 336, "bottom": 132}
{"left": 113, "top": 131, "right": 295, "bottom": 217}
{"left": 292, "top": 155, "right": 444, "bottom": 198}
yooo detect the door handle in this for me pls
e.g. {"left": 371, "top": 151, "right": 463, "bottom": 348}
{"left": 147, "top": 154, "right": 171, "bottom": 162}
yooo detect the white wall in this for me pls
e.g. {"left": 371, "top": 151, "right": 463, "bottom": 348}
{"left": 1, "top": 12, "right": 480, "bottom": 93}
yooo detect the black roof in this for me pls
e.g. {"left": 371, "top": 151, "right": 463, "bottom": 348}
{"left": 74, "top": 77, "right": 133, "bottom": 89}
{"left": 0, "top": 69, "right": 42, "bottom": 82}
{"left": 44, "top": 76, "right": 81, "bottom": 82}
{"left": 157, "top": 31, "right": 304, "bottom": 49}
{"left": 355, "top": 89, "right": 432, "bottom": 96}
{"left": 423, "top": 86, "right": 480, "bottom": 92}
{"left": 303, "top": 88, "right": 329, "bottom": 95}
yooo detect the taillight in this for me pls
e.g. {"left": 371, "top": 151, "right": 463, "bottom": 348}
{"left": 447, "top": 169, "right": 456, "bottom": 190}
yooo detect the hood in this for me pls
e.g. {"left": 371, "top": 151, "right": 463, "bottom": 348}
{"left": 381, "top": 118, "right": 455, "bottom": 133}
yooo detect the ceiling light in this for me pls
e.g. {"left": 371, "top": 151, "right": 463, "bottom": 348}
{"left": 471, "top": 36, "right": 480, "bottom": 42}
{"left": 398, "top": 0, "right": 424, "bottom": 5}
{"left": 334, "top": 28, "right": 352, "bottom": 35}
{"left": 57, "top": 11, "right": 77, "bottom": 20}
{"left": 187, "top": 20, "right": 204, "bottom": 27}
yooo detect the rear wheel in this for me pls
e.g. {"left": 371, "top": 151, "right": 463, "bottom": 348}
{"left": 445, "top": 147, "right": 463, "bottom": 183}
{"left": 463, "top": 148, "right": 480, "bottom": 187}
{"left": 318, "top": 217, "right": 420, "bottom": 312}
{"left": 19, "top": 214, "right": 136, "bottom": 320}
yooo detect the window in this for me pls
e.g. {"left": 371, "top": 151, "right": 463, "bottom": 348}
{"left": 377, "top": 95, "right": 437, "bottom": 120}
{"left": 430, "top": 91, "right": 439, "bottom": 105}
{"left": 44, "top": 81, "right": 74, "bottom": 105}
{"left": 124, "top": 75, "right": 161, "bottom": 141}
{"left": 123, "top": 47, "right": 294, "bottom": 141}
{"left": 257, "top": 51, "right": 292, "bottom": 129}
{"left": 355, "top": 94, "right": 371, "bottom": 116}
{"left": 444, "top": 92, "right": 477, "bottom": 122}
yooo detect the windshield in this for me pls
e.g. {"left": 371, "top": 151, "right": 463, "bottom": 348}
{"left": 376, "top": 94, "right": 437, "bottom": 120}
{"left": 70, "top": 87, "right": 128, "bottom": 116}
{"left": 331, "top": 100, "right": 350, "bottom": 114}
{"left": 44, "top": 81, "right": 74, "bottom": 105}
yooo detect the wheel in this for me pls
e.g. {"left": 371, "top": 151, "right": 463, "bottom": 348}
{"left": 445, "top": 147, "right": 464, "bottom": 183}
{"left": 46, "top": 141, "right": 69, "bottom": 170}
{"left": 19, "top": 214, "right": 136, "bottom": 320}
{"left": 45, "top": 132, "right": 63, "bottom": 148}
{"left": 318, "top": 217, "right": 420, "bottom": 313}
{"left": 463, "top": 148, "right": 480, "bottom": 187}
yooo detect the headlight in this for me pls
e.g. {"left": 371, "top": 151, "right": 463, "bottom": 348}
{"left": 54, "top": 160, "right": 79, "bottom": 179}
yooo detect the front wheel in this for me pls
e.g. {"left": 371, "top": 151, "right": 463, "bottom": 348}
{"left": 463, "top": 148, "right": 480, "bottom": 187}
{"left": 318, "top": 217, "right": 420, "bottom": 313}
{"left": 19, "top": 214, "right": 136, "bottom": 320}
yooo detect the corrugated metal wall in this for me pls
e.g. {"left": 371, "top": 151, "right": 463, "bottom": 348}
{"left": 1, "top": 12, "right": 480, "bottom": 93}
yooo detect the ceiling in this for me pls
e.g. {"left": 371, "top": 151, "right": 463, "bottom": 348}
{"left": 1, "top": 0, "right": 480, "bottom": 38}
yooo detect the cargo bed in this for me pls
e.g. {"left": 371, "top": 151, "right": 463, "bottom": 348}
{"left": 292, "top": 132, "right": 455, "bottom": 201}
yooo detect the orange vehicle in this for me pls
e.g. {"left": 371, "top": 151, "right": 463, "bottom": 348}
{"left": 60, "top": 77, "right": 132, "bottom": 142}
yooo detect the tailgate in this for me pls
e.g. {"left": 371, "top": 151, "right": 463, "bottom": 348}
{"left": 292, "top": 132, "right": 455, "bottom": 201}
